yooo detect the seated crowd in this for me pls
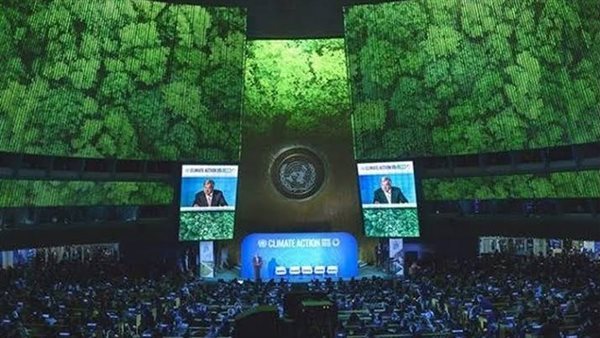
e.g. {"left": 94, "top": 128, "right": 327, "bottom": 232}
{"left": 1, "top": 250, "right": 599, "bottom": 337}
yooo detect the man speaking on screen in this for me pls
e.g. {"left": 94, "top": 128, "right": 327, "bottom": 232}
{"left": 373, "top": 176, "right": 409, "bottom": 204}
{"left": 193, "top": 179, "right": 228, "bottom": 207}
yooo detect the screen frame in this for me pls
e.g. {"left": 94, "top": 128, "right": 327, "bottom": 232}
{"left": 177, "top": 162, "right": 241, "bottom": 242}
{"left": 354, "top": 159, "right": 422, "bottom": 238}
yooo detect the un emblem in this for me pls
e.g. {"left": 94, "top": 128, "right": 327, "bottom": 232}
{"left": 258, "top": 240, "right": 268, "bottom": 248}
{"left": 271, "top": 147, "right": 325, "bottom": 199}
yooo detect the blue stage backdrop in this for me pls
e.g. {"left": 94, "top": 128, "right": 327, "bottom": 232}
{"left": 358, "top": 174, "right": 417, "bottom": 205}
{"left": 241, "top": 232, "right": 358, "bottom": 280}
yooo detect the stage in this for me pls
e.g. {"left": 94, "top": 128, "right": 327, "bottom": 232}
{"left": 196, "top": 233, "right": 405, "bottom": 282}
{"left": 206, "top": 264, "right": 394, "bottom": 282}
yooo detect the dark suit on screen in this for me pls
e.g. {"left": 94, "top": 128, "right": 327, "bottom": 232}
{"left": 373, "top": 187, "right": 409, "bottom": 204}
{"left": 193, "top": 190, "right": 228, "bottom": 207}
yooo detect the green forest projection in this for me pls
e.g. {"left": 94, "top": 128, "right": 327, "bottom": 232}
{"left": 0, "top": 180, "right": 172, "bottom": 207}
{"left": 422, "top": 170, "right": 600, "bottom": 200}
{"left": 363, "top": 208, "right": 419, "bottom": 237}
{"left": 346, "top": 0, "right": 600, "bottom": 159}
{"left": 0, "top": 0, "right": 245, "bottom": 161}
{"left": 244, "top": 39, "right": 351, "bottom": 134}
{"left": 179, "top": 210, "right": 234, "bottom": 240}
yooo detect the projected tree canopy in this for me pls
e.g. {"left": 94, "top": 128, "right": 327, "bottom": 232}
{"left": 346, "top": 0, "right": 600, "bottom": 159}
{"left": 2, "top": 0, "right": 600, "bottom": 212}
{"left": 0, "top": 0, "right": 245, "bottom": 161}
{"left": 0, "top": 180, "right": 172, "bottom": 207}
{"left": 244, "top": 39, "right": 351, "bottom": 134}
{"left": 422, "top": 171, "right": 600, "bottom": 200}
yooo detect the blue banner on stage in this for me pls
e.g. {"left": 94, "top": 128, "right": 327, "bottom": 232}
{"left": 241, "top": 232, "right": 358, "bottom": 280}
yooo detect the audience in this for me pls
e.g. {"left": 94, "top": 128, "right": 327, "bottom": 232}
{"left": 1, "top": 250, "right": 599, "bottom": 337}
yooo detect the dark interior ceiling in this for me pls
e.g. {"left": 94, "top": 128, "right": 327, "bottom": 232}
{"left": 160, "top": 0, "right": 393, "bottom": 38}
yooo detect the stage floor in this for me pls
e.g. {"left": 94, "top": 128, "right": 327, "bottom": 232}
{"left": 206, "top": 264, "right": 393, "bottom": 282}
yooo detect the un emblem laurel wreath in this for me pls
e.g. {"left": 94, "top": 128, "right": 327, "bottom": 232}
{"left": 271, "top": 147, "right": 324, "bottom": 199}
{"left": 279, "top": 160, "right": 317, "bottom": 194}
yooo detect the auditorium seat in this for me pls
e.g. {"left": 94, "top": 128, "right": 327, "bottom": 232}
{"left": 301, "top": 266, "right": 313, "bottom": 274}
{"left": 275, "top": 266, "right": 287, "bottom": 276}
{"left": 314, "top": 265, "right": 326, "bottom": 274}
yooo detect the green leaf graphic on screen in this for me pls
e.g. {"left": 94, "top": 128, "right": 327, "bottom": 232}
{"left": 422, "top": 170, "right": 600, "bottom": 200}
{"left": 179, "top": 210, "right": 235, "bottom": 241}
{"left": 244, "top": 39, "right": 351, "bottom": 134}
{"left": 363, "top": 208, "right": 419, "bottom": 237}
{"left": 0, "top": 180, "right": 172, "bottom": 207}
{"left": 346, "top": 0, "right": 600, "bottom": 159}
{"left": 0, "top": 0, "right": 245, "bottom": 161}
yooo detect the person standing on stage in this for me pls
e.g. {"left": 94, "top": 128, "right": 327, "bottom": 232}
{"left": 375, "top": 242, "right": 383, "bottom": 268}
{"left": 252, "top": 252, "right": 263, "bottom": 281}
{"left": 219, "top": 246, "right": 229, "bottom": 270}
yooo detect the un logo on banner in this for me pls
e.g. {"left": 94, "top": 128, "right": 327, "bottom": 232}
{"left": 271, "top": 147, "right": 325, "bottom": 199}
{"left": 258, "top": 240, "right": 268, "bottom": 248}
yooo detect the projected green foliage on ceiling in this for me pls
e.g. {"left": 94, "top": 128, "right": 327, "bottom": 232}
{"left": 244, "top": 39, "right": 351, "bottom": 134}
{"left": 345, "top": 0, "right": 600, "bottom": 160}
{"left": 0, "top": 180, "right": 172, "bottom": 207}
{"left": 422, "top": 170, "right": 600, "bottom": 200}
{"left": 0, "top": 0, "right": 245, "bottom": 161}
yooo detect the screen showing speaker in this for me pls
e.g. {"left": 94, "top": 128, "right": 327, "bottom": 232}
{"left": 179, "top": 164, "right": 238, "bottom": 241}
{"left": 357, "top": 161, "right": 420, "bottom": 237}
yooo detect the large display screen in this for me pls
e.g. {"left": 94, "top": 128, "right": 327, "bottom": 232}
{"left": 357, "top": 161, "right": 419, "bottom": 237}
{"left": 243, "top": 39, "right": 350, "bottom": 134}
{"left": 422, "top": 170, "right": 600, "bottom": 200}
{"left": 241, "top": 232, "right": 358, "bottom": 281}
{"left": 345, "top": 0, "right": 600, "bottom": 159}
{"left": 179, "top": 164, "right": 238, "bottom": 241}
{"left": 0, "top": 0, "right": 245, "bottom": 161}
{"left": 0, "top": 180, "right": 172, "bottom": 207}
